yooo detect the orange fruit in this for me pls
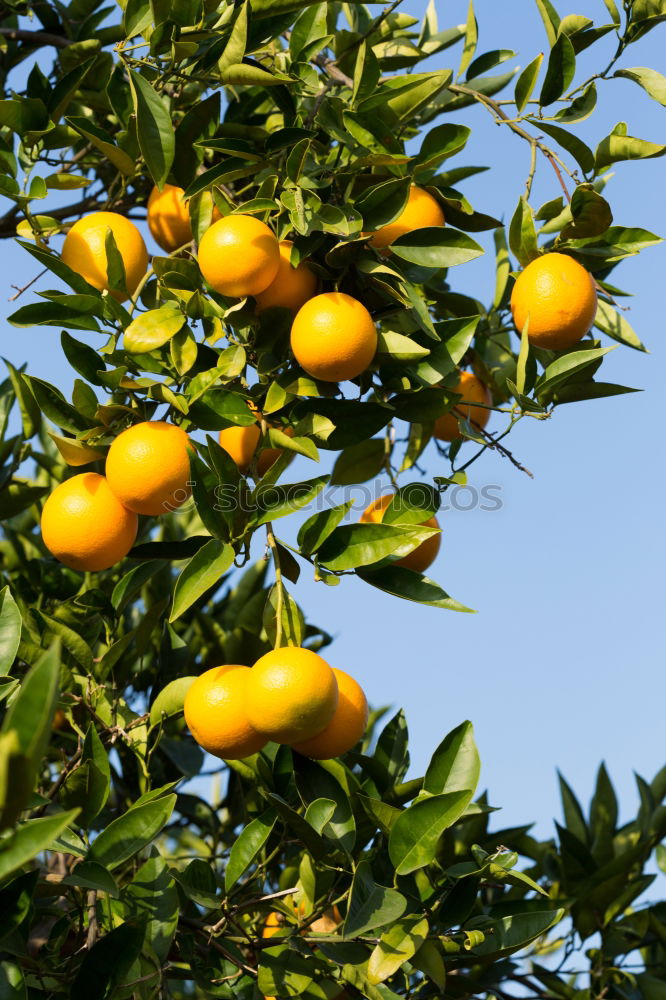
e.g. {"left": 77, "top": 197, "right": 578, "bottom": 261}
{"left": 61, "top": 212, "right": 148, "bottom": 302}
{"left": 367, "top": 184, "right": 446, "bottom": 249}
{"left": 198, "top": 214, "right": 280, "bottom": 297}
{"left": 433, "top": 371, "right": 492, "bottom": 442}
{"left": 246, "top": 647, "right": 338, "bottom": 744}
{"left": 292, "top": 669, "right": 368, "bottom": 759}
{"left": 510, "top": 252, "right": 598, "bottom": 351}
{"left": 184, "top": 665, "right": 267, "bottom": 759}
{"left": 263, "top": 902, "right": 342, "bottom": 938}
{"left": 255, "top": 240, "right": 318, "bottom": 313}
{"left": 218, "top": 424, "right": 294, "bottom": 477}
{"left": 290, "top": 292, "right": 377, "bottom": 383}
{"left": 218, "top": 424, "right": 262, "bottom": 474}
{"left": 41, "top": 472, "right": 138, "bottom": 572}
{"left": 105, "top": 420, "right": 191, "bottom": 516}
{"left": 147, "top": 183, "right": 193, "bottom": 252}
{"left": 360, "top": 494, "right": 441, "bottom": 574}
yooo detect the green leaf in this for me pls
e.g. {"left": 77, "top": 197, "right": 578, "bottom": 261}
{"left": 509, "top": 196, "right": 538, "bottom": 266}
{"left": 390, "top": 227, "right": 483, "bottom": 268}
{"left": 124, "top": 303, "right": 186, "bottom": 353}
{"left": 560, "top": 185, "right": 612, "bottom": 240}
{"left": 252, "top": 475, "right": 328, "bottom": 527}
{"left": 424, "top": 721, "right": 480, "bottom": 798}
{"left": 358, "top": 565, "right": 474, "bottom": 612}
{"left": 149, "top": 676, "right": 197, "bottom": 728}
{"left": 388, "top": 790, "right": 471, "bottom": 874}
{"left": 0, "top": 589, "right": 21, "bottom": 674}
{"left": 263, "top": 584, "right": 305, "bottom": 647}
{"left": 536, "top": 346, "right": 614, "bottom": 398}
{"left": 596, "top": 121, "right": 666, "bottom": 170}
{"left": 86, "top": 794, "right": 176, "bottom": 870}
{"left": 220, "top": 63, "right": 292, "bottom": 87}
{"left": 61, "top": 861, "right": 119, "bottom": 897}
{"left": 267, "top": 793, "right": 329, "bottom": 860}
{"left": 469, "top": 909, "right": 565, "bottom": 957}
{"left": 294, "top": 757, "right": 356, "bottom": 853}
{"left": 218, "top": 1, "right": 248, "bottom": 72}
{"left": 535, "top": 0, "right": 561, "bottom": 47}
{"left": 0, "top": 811, "right": 80, "bottom": 883}
{"left": 318, "top": 523, "right": 439, "bottom": 572}
{"left": 601, "top": 0, "right": 621, "bottom": 24}
{"left": 539, "top": 32, "right": 576, "bottom": 105}
{"left": 412, "top": 940, "right": 447, "bottom": 990}
{"left": 61, "top": 726, "right": 110, "bottom": 827}
{"left": 381, "top": 483, "right": 439, "bottom": 525}
{"left": 225, "top": 809, "right": 277, "bottom": 891}
{"left": 535, "top": 120, "right": 595, "bottom": 174}
{"left": 515, "top": 313, "right": 531, "bottom": 395}
{"left": 297, "top": 501, "right": 354, "bottom": 554}
{"left": 0, "top": 961, "right": 26, "bottom": 1000}
{"left": 614, "top": 66, "right": 666, "bottom": 105}
{"left": 65, "top": 116, "right": 135, "bottom": 176}
{"left": 169, "top": 540, "right": 234, "bottom": 622}
{"left": 515, "top": 52, "right": 543, "bottom": 113}
{"left": 368, "top": 914, "right": 429, "bottom": 984}
{"left": 25, "top": 376, "right": 92, "bottom": 434}
{"left": 594, "top": 299, "right": 646, "bottom": 351}
{"left": 377, "top": 330, "right": 430, "bottom": 362}
{"left": 457, "top": 0, "right": 478, "bottom": 79}
{"left": 356, "top": 177, "right": 411, "bottom": 231}
{"left": 0, "top": 642, "right": 61, "bottom": 828}
{"left": 124, "top": 855, "right": 179, "bottom": 963}
{"left": 555, "top": 81, "right": 597, "bottom": 123}
{"left": 330, "top": 439, "right": 385, "bottom": 486}
{"left": 128, "top": 70, "right": 175, "bottom": 188}
{"left": 414, "top": 123, "right": 471, "bottom": 180}
{"left": 70, "top": 921, "right": 146, "bottom": 1000}
{"left": 342, "top": 860, "right": 407, "bottom": 938}
{"left": 5, "top": 361, "right": 41, "bottom": 438}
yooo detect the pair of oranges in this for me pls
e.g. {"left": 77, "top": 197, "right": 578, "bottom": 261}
{"left": 183, "top": 645, "right": 368, "bottom": 761}
{"left": 41, "top": 421, "right": 191, "bottom": 571}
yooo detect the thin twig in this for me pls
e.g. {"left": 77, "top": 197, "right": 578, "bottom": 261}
{"left": 449, "top": 83, "right": 573, "bottom": 201}
{"left": 265, "top": 523, "right": 284, "bottom": 648}
{"left": 9, "top": 268, "right": 47, "bottom": 302}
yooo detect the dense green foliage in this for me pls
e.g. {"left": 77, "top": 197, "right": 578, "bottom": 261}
{"left": 0, "top": 0, "right": 665, "bottom": 997}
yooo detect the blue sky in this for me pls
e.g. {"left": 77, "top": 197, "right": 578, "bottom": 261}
{"left": 1, "top": 0, "right": 664, "bottom": 838}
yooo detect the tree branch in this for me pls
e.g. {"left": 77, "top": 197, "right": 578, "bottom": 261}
{"left": 0, "top": 27, "right": 72, "bottom": 49}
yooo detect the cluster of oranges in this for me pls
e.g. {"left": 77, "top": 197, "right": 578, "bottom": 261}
{"left": 41, "top": 420, "right": 191, "bottom": 571}
{"left": 183, "top": 646, "right": 368, "bottom": 761}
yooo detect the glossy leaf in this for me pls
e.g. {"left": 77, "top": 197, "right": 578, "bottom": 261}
{"left": 388, "top": 790, "right": 471, "bottom": 874}
{"left": 169, "top": 540, "right": 235, "bottom": 622}
{"left": 343, "top": 860, "right": 407, "bottom": 938}
{"left": 87, "top": 794, "right": 176, "bottom": 870}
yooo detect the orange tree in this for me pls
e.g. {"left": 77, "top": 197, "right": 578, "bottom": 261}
{"left": 1, "top": 1, "right": 666, "bottom": 997}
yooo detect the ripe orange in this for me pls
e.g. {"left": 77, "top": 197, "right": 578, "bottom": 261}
{"left": 184, "top": 665, "right": 267, "bottom": 759}
{"left": 263, "top": 902, "right": 342, "bottom": 938}
{"left": 360, "top": 494, "right": 441, "bottom": 574}
{"left": 255, "top": 240, "right": 318, "bottom": 313}
{"left": 510, "top": 252, "right": 598, "bottom": 351}
{"left": 433, "top": 371, "right": 492, "bottom": 442}
{"left": 61, "top": 212, "right": 148, "bottom": 302}
{"left": 198, "top": 214, "right": 280, "bottom": 297}
{"left": 245, "top": 647, "right": 338, "bottom": 744}
{"left": 218, "top": 423, "right": 294, "bottom": 477}
{"left": 292, "top": 668, "right": 368, "bottom": 759}
{"left": 218, "top": 424, "right": 262, "bottom": 474}
{"left": 105, "top": 420, "right": 191, "bottom": 516}
{"left": 147, "top": 183, "right": 193, "bottom": 252}
{"left": 290, "top": 292, "right": 377, "bottom": 383}
{"left": 41, "top": 472, "right": 138, "bottom": 572}
{"left": 367, "top": 185, "right": 446, "bottom": 249}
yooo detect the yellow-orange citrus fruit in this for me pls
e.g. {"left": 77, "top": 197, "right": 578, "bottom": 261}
{"left": 510, "top": 252, "right": 598, "bottom": 351}
{"left": 198, "top": 214, "right": 280, "bottom": 297}
{"left": 360, "top": 494, "right": 441, "bottom": 574}
{"left": 433, "top": 371, "right": 492, "bottom": 442}
{"left": 218, "top": 424, "right": 262, "bottom": 474}
{"left": 291, "top": 292, "right": 377, "bottom": 383}
{"left": 246, "top": 646, "right": 338, "bottom": 744}
{"left": 41, "top": 472, "right": 138, "bottom": 572}
{"left": 106, "top": 420, "right": 191, "bottom": 516}
{"left": 147, "top": 183, "right": 193, "bottom": 252}
{"left": 61, "top": 212, "right": 148, "bottom": 302}
{"left": 218, "top": 424, "right": 294, "bottom": 477}
{"left": 367, "top": 185, "right": 446, "bottom": 249}
{"left": 184, "top": 665, "right": 267, "bottom": 759}
{"left": 293, "top": 668, "right": 368, "bottom": 759}
{"left": 255, "top": 240, "right": 318, "bottom": 313}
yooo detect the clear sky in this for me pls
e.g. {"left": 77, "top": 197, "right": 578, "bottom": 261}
{"left": 1, "top": 0, "right": 664, "bottom": 838}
